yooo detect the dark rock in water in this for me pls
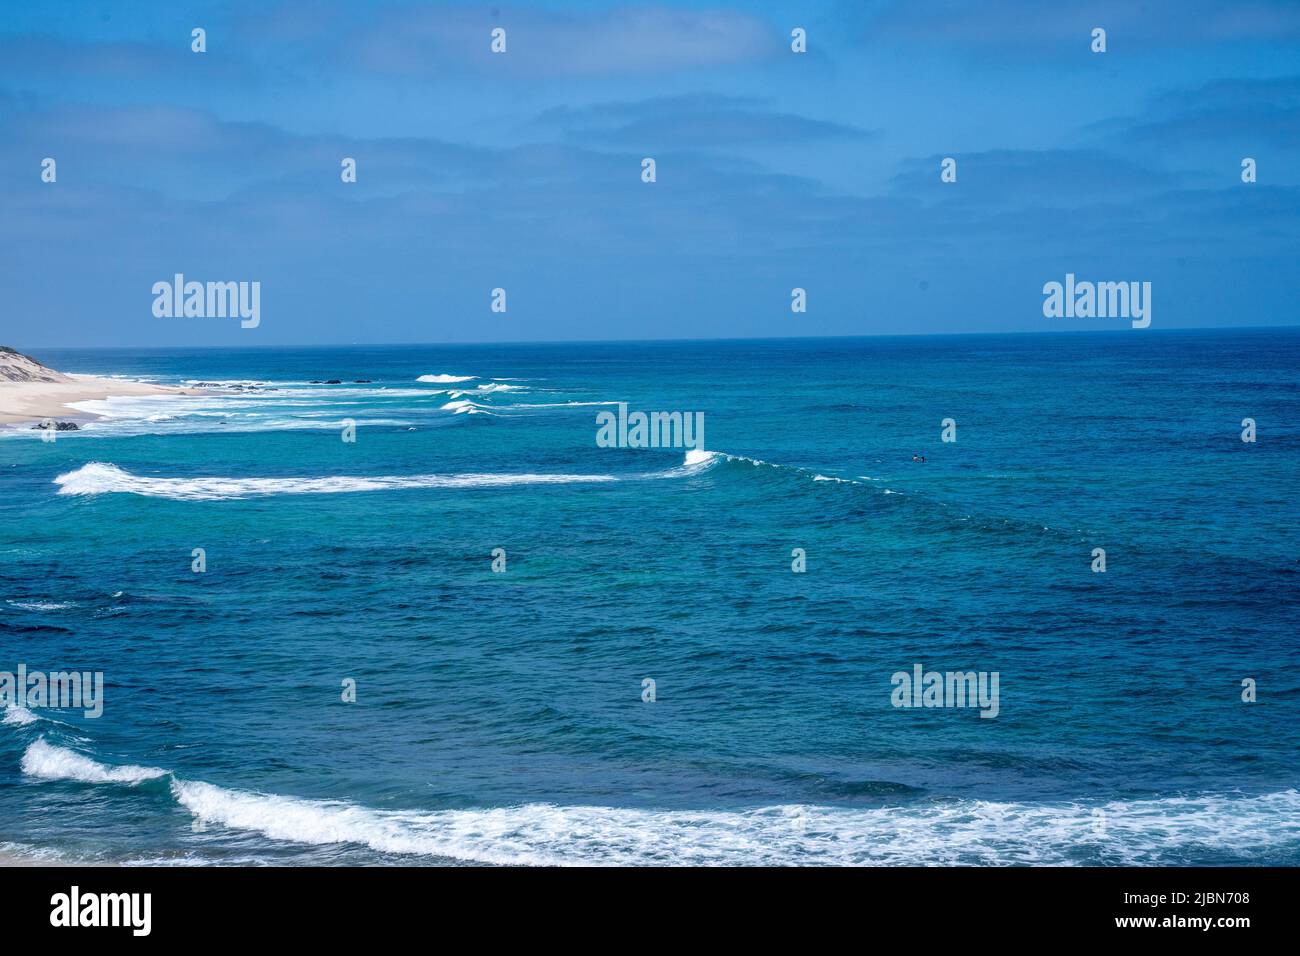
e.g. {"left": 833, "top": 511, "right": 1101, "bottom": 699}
{"left": 324, "top": 379, "right": 342, "bottom": 385}
{"left": 309, "top": 380, "right": 322, "bottom": 384}
{"left": 354, "top": 380, "right": 372, "bottom": 384}
{"left": 33, "top": 420, "right": 79, "bottom": 431}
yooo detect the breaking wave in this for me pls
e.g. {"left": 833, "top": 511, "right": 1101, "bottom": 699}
{"left": 21, "top": 739, "right": 167, "bottom": 786}
{"left": 53, "top": 462, "right": 622, "bottom": 501}
{"left": 17, "top": 736, "right": 1299, "bottom": 866}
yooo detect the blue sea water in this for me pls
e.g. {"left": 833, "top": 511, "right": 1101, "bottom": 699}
{"left": 1, "top": 329, "right": 1297, "bottom": 866}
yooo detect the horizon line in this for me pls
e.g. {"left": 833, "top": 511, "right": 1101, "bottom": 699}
{"left": 12, "top": 323, "right": 1300, "bottom": 352}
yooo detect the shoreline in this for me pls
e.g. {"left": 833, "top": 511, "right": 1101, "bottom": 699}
{"left": 0, "top": 374, "right": 202, "bottom": 427}
{"left": 0, "top": 847, "right": 66, "bottom": 867}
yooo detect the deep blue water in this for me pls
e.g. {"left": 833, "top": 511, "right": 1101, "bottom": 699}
{"left": 1, "top": 330, "right": 1297, "bottom": 865}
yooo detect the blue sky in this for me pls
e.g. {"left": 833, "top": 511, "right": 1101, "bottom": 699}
{"left": 1, "top": 0, "right": 1297, "bottom": 346}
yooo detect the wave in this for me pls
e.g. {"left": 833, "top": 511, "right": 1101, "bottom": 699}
{"left": 173, "top": 786, "right": 1300, "bottom": 866}
{"left": 440, "top": 400, "right": 494, "bottom": 415}
{"left": 21, "top": 739, "right": 167, "bottom": 786}
{"left": 19, "top": 736, "right": 1300, "bottom": 864}
{"left": 26, "top": 391, "right": 420, "bottom": 439}
{"left": 50, "top": 451, "right": 780, "bottom": 501}
{"left": 3, "top": 704, "right": 38, "bottom": 726}
{"left": 54, "top": 462, "right": 621, "bottom": 501}
{"left": 0, "top": 841, "right": 68, "bottom": 865}
{"left": 417, "top": 374, "right": 476, "bottom": 384}
{"left": 181, "top": 379, "right": 272, "bottom": 388}
{"left": 449, "top": 383, "right": 525, "bottom": 397}
{"left": 674, "top": 448, "right": 862, "bottom": 486}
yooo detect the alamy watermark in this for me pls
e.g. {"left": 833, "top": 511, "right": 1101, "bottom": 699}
{"left": 50, "top": 886, "right": 150, "bottom": 936}
{"left": 596, "top": 402, "right": 704, "bottom": 450}
{"left": 1, "top": 664, "right": 104, "bottom": 719}
{"left": 891, "top": 663, "right": 999, "bottom": 718}
{"left": 152, "top": 274, "right": 260, "bottom": 328}
{"left": 1042, "top": 273, "right": 1150, "bottom": 328}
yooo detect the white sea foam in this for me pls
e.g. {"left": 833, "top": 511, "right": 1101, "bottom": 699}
{"left": 3, "top": 704, "right": 39, "bottom": 726}
{"left": 683, "top": 448, "right": 719, "bottom": 468}
{"left": 67, "top": 393, "right": 414, "bottom": 429}
{"left": 169, "top": 779, "right": 1300, "bottom": 866}
{"left": 445, "top": 383, "right": 526, "bottom": 398}
{"left": 417, "top": 374, "right": 476, "bottom": 384}
{"left": 471, "top": 383, "right": 525, "bottom": 394}
{"left": 440, "top": 400, "right": 494, "bottom": 415}
{"left": 0, "top": 841, "right": 68, "bottom": 864}
{"left": 5, "top": 600, "right": 77, "bottom": 611}
{"left": 54, "top": 462, "right": 620, "bottom": 501}
{"left": 65, "top": 394, "right": 200, "bottom": 419}
{"left": 18, "top": 735, "right": 1299, "bottom": 865}
{"left": 676, "top": 448, "right": 858, "bottom": 485}
{"left": 21, "top": 739, "right": 167, "bottom": 786}
{"left": 513, "top": 401, "right": 621, "bottom": 409}
{"left": 0, "top": 384, "right": 437, "bottom": 440}
{"left": 51, "top": 448, "right": 881, "bottom": 502}
{"left": 180, "top": 379, "right": 271, "bottom": 388}
{"left": 76, "top": 419, "right": 416, "bottom": 438}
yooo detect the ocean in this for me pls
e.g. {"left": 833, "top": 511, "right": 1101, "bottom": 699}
{"left": 1, "top": 329, "right": 1297, "bottom": 865}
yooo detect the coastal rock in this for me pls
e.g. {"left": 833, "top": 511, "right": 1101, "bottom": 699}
{"left": 33, "top": 420, "right": 80, "bottom": 431}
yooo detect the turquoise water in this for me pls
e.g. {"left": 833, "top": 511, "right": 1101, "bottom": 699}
{"left": 1, "top": 330, "right": 1297, "bottom": 865}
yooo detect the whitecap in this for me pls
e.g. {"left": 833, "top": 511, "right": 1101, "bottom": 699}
{"left": 5, "top": 600, "right": 76, "bottom": 611}
{"left": 170, "top": 780, "right": 1300, "bottom": 867}
{"left": 53, "top": 462, "right": 620, "bottom": 502}
{"left": 3, "top": 704, "right": 39, "bottom": 726}
{"left": 440, "top": 400, "right": 494, "bottom": 415}
{"left": 21, "top": 739, "right": 167, "bottom": 786}
{"left": 20, "top": 736, "right": 1300, "bottom": 866}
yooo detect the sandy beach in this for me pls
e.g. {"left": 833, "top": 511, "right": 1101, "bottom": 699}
{"left": 0, "top": 374, "right": 199, "bottom": 426}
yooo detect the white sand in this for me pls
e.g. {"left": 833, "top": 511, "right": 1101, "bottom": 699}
{"left": 0, "top": 374, "right": 200, "bottom": 426}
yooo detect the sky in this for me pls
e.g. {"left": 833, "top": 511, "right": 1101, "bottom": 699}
{"left": 0, "top": 0, "right": 1297, "bottom": 347}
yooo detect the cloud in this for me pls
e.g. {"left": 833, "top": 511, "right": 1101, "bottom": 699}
{"left": 537, "top": 94, "right": 875, "bottom": 148}
{"left": 890, "top": 149, "right": 1186, "bottom": 205}
{"left": 0, "top": 97, "right": 499, "bottom": 201}
{"left": 866, "top": 0, "right": 1300, "bottom": 51}
{"left": 1088, "top": 76, "right": 1300, "bottom": 150}
{"left": 343, "top": 4, "right": 781, "bottom": 78}
{"left": 0, "top": 32, "right": 252, "bottom": 87}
